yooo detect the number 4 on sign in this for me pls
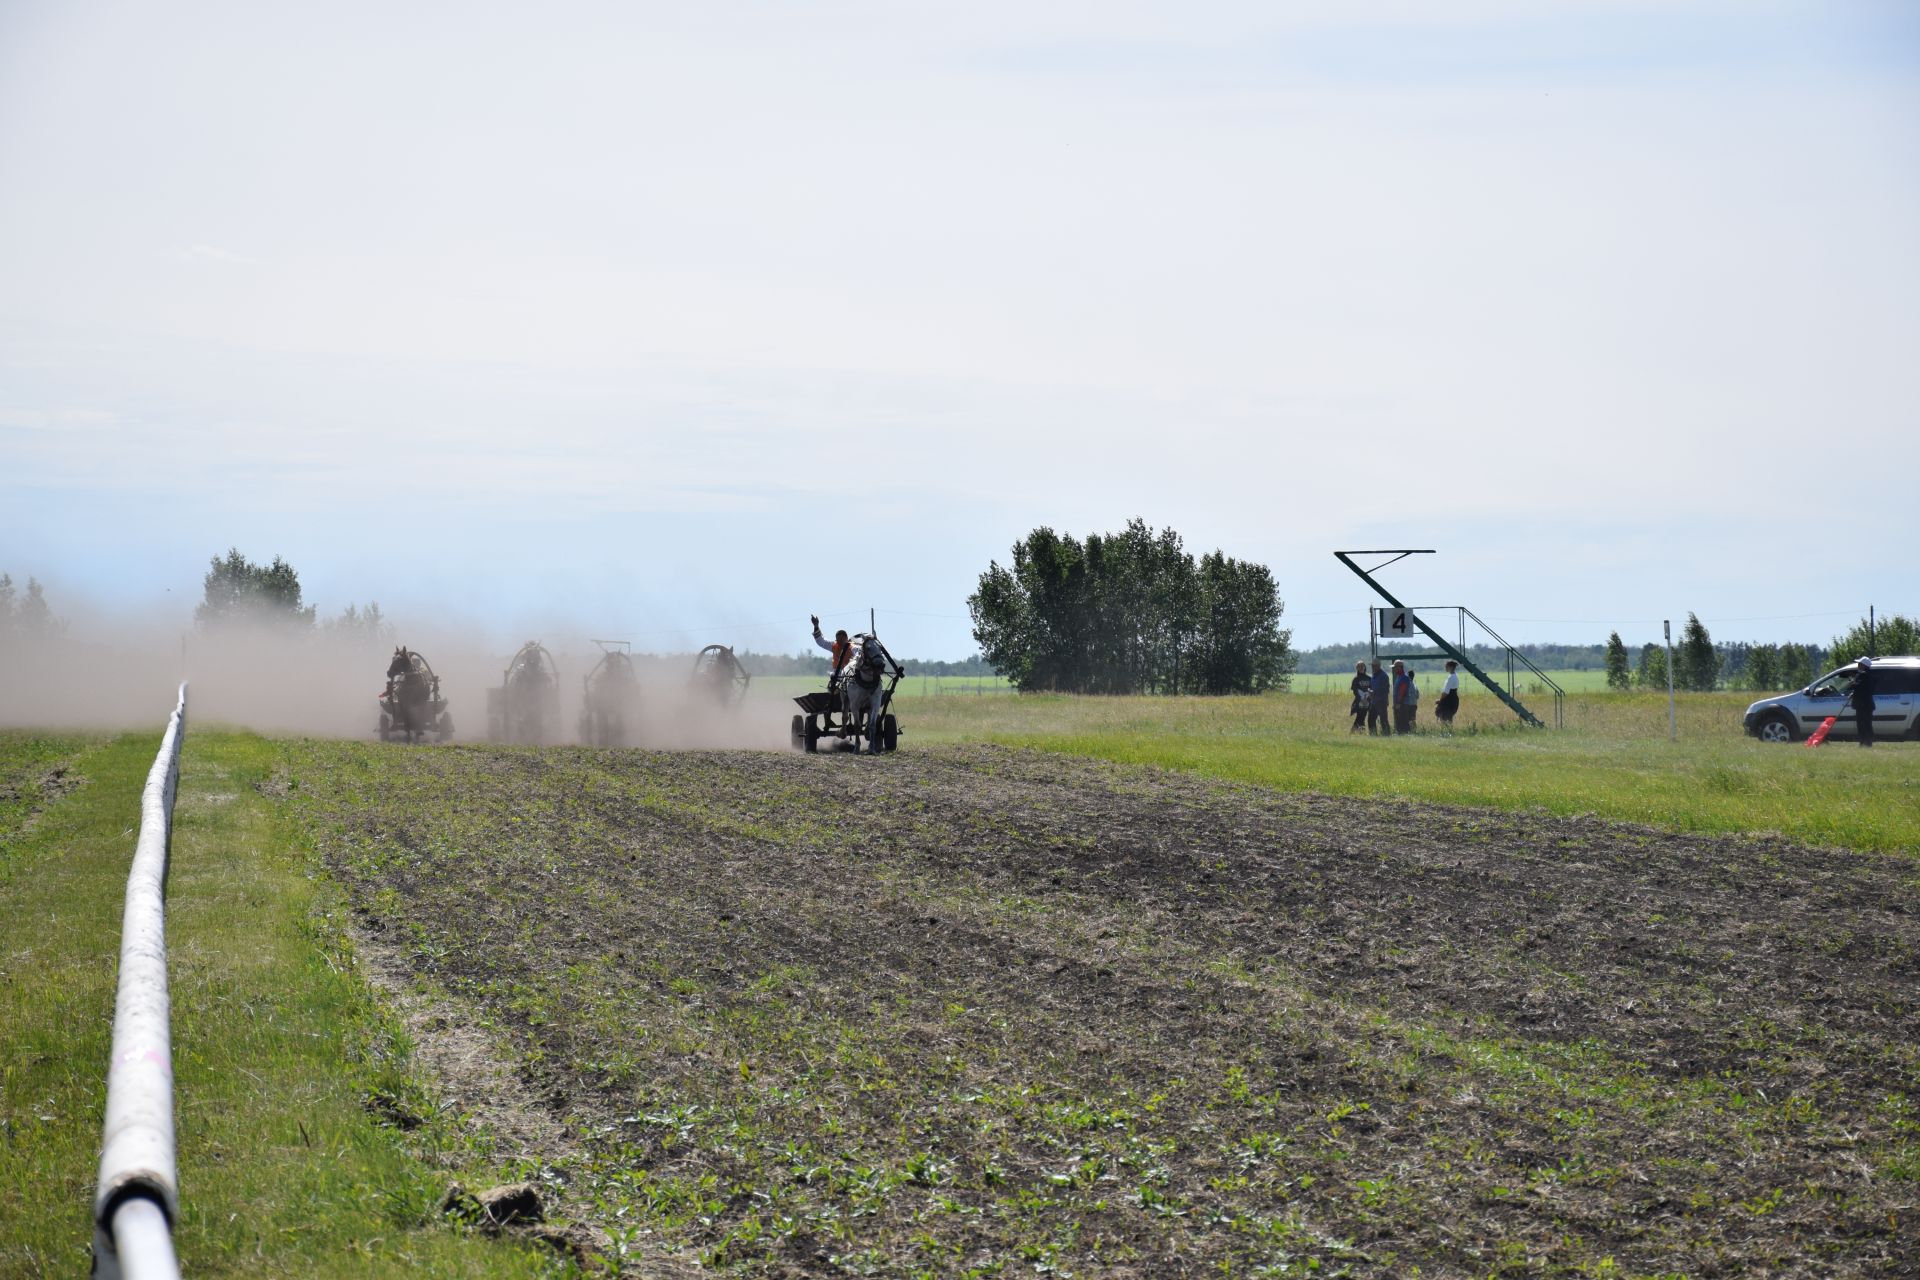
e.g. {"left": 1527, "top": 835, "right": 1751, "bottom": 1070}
{"left": 1377, "top": 608, "right": 1416, "bottom": 638}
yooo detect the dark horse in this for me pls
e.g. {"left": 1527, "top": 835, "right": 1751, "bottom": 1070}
{"left": 383, "top": 647, "right": 435, "bottom": 743}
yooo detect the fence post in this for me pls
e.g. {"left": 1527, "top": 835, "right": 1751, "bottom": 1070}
{"left": 93, "top": 684, "right": 188, "bottom": 1280}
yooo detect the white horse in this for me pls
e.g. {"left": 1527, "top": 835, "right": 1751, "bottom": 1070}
{"left": 835, "top": 633, "right": 896, "bottom": 753}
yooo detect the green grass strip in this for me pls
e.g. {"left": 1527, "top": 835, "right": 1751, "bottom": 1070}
{"left": 907, "top": 692, "right": 1920, "bottom": 855}
{"left": 0, "top": 729, "right": 567, "bottom": 1277}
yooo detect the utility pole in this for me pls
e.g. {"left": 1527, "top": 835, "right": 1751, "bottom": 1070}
{"left": 1870, "top": 605, "right": 1877, "bottom": 658}
{"left": 1664, "top": 619, "right": 1677, "bottom": 741}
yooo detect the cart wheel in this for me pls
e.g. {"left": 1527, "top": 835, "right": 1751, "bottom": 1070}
{"left": 378, "top": 713, "right": 393, "bottom": 743}
{"left": 790, "top": 713, "right": 806, "bottom": 751}
{"left": 880, "top": 714, "right": 899, "bottom": 753}
{"left": 804, "top": 716, "right": 821, "bottom": 754}
{"left": 438, "top": 715, "right": 454, "bottom": 742}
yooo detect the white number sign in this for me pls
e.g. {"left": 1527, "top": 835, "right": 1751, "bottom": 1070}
{"left": 1377, "top": 608, "right": 1417, "bottom": 639}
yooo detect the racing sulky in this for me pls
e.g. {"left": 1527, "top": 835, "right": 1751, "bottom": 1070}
{"left": 487, "top": 641, "right": 561, "bottom": 743}
{"left": 579, "top": 640, "right": 640, "bottom": 746}
{"left": 792, "top": 630, "right": 905, "bottom": 755}
{"left": 379, "top": 647, "right": 453, "bottom": 744}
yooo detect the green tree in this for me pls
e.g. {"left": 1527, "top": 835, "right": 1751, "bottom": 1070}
{"left": 1183, "top": 551, "right": 1294, "bottom": 695}
{"left": 1778, "top": 642, "right": 1814, "bottom": 689}
{"left": 195, "top": 549, "right": 317, "bottom": 630}
{"left": 968, "top": 520, "right": 1292, "bottom": 694}
{"left": 1603, "top": 632, "right": 1631, "bottom": 691}
{"left": 1677, "top": 613, "right": 1719, "bottom": 692}
{"left": 15, "top": 577, "right": 53, "bottom": 638}
{"left": 1827, "top": 613, "right": 1920, "bottom": 667}
{"left": 1637, "top": 642, "right": 1668, "bottom": 690}
{"left": 1746, "top": 643, "right": 1780, "bottom": 692}
{"left": 324, "top": 601, "right": 392, "bottom": 640}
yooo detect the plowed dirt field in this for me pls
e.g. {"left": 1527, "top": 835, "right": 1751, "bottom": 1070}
{"left": 294, "top": 742, "right": 1920, "bottom": 1277}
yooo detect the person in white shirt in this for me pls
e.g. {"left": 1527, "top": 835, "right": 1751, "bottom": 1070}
{"left": 1436, "top": 659, "right": 1461, "bottom": 729}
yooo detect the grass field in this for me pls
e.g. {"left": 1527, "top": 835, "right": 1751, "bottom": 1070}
{"left": 0, "top": 729, "right": 568, "bottom": 1277}
{"left": 290, "top": 738, "right": 1919, "bottom": 1276}
{"left": 3, "top": 692, "right": 1916, "bottom": 1277}
{"left": 897, "top": 689, "right": 1920, "bottom": 856}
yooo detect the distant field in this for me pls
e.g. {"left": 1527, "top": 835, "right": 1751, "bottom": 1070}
{"left": 1284, "top": 669, "right": 1805, "bottom": 696}
{"left": 752, "top": 673, "right": 1013, "bottom": 702}
{"left": 778, "top": 669, "right": 1790, "bottom": 699}
{"left": 1287, "top": 668, "right": 1619, "bottom": 694}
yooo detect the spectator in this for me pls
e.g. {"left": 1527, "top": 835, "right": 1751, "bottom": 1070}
{"left": 1391, "top": 660, "right": 1411, "bottom": 733}
{"left": 1368, "top": 659, "right": 1392, "bottom": 735}
{"left": 1404, "top": 668, "right": 1421, "bottom": 731}
{"left": 1348, "top": 661, "right": 1371, "bottom": 733}
{"left": 1435, "top": 659, "right": 1461, "bottom": 730}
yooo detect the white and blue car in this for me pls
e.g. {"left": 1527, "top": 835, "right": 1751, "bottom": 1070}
{"left": 1743, "top": 656, "right": 1919, "bottom": 743}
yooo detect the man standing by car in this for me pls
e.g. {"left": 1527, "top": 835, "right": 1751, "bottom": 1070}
{"left": 1852, "top": 657, "right": 1877, "bottom": 748}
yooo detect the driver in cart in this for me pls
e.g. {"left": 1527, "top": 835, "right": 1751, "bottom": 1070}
{"left": 811, "top": 615, "right": 852, "bottom": 687}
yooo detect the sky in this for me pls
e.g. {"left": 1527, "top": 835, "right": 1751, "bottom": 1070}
{"left": 2, "top": 0, "right": 1916, "bottom": 660}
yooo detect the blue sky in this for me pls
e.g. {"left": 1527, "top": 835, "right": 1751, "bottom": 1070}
{"left": 3, "top": 1, "right": 1915, "bottom": 659}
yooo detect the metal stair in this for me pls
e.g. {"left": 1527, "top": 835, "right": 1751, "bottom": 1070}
{"left": 1334, "top": 551, "right": 1564, "bottom": 729}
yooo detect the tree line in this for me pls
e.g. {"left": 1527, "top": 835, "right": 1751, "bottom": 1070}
{"left": 200, "top": 550, "right": 995, "bottom": 671}
{"left": 1600, "top": 611, "right": 1914, "bottom": 692}
{"left": 968, "top": 519, "right": 1295, "bottom": 694}
{"left": 1297, "top": 640, "right": 1617, "bottom": 673}
{"left": 0, "top": 573, "right": 60, "bottom": 646}
{"left": 195, "top": 548, "right": 390, "bottom": 637}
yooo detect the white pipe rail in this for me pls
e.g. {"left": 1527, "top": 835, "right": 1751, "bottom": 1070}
{"left": 93, "top": 683, "right": 188, "bottom": 1280}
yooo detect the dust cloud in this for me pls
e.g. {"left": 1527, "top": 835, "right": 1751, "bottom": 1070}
{"left": 0, "top": 608, "right": 801, "bottom": 751}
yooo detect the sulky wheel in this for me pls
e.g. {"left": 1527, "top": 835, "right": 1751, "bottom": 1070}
{"left": 804, "top": 715, "right": 821, "bottom": 754}
{"left": 880, "top": 713, "right": 899, "bottom": 753}
{"left": 790, "top": 713, "right": 805, "bottom": 752}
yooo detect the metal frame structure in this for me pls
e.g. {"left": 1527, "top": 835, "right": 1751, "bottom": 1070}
{"left": 1334, "top": 551, "right": 1564, "bottom": 729}
{"left": 692, "top": 643, "right": 752, "bottom": 709}
{"left": 488, "top": 641, "right": 562, "bottom": 742}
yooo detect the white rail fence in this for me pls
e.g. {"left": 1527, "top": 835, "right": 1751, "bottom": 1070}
{"left": 92, "top": 683, "right": 188, "bottom": 1280}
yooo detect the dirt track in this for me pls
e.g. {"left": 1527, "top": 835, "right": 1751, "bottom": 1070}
{"left": 298, "top": 742, "right": 1920, "bottom": 1277}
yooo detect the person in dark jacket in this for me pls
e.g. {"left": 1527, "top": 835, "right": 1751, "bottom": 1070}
{"left": 1348, "top": 661, "right": 1371, "bottom": 733}
{"left": 1368, "top": 659, "right": 1392, "bottom": 736}
{"left": 1851, "top": 657, "right": 1877, "bottom": 748}
{"left": 1391, "top": 660, "right": 1412, "bottom": 733}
